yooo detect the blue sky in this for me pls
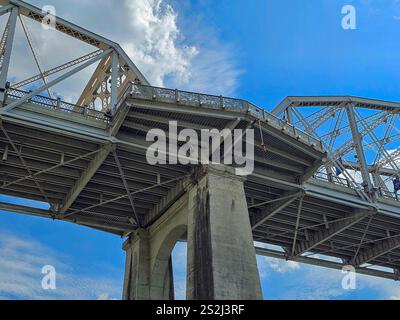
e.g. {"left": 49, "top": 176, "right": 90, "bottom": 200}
{"left": 1, "top": 0, "right": 400, "bottom": 300}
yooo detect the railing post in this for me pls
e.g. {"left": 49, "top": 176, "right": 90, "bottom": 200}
{"left": 56, "top": 97, "right": 61, "bottom": 110}
{"left": 1, "top": 81, "right": 9, "bottom": 107}
{"left": 246, "top": 101, "right": 251, "bottom": 113}
{"left": 175, "top": 89, "right": 180, "bottom": 103}
{"left": 220, "top": 95, "right": 224, "bottom": 109}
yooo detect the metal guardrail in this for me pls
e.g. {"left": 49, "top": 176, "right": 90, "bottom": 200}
{"left": 314, "top": 170, "right": 399, "bottom": 202}
{"left": 6, "top": 88, "right": 107, "bottom": 122}
{"left": 124, "top": 83, "right": 325, "bottom": 151}
{"left": 4, "top": 84, "right": 325, "bottom": 152}
{"left": 4, "top": 84, "right": 397, "bottom": 201}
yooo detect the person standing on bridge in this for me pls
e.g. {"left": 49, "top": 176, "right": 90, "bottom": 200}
{"left": 393, "top": 176, "right": 400, "bottom": 200}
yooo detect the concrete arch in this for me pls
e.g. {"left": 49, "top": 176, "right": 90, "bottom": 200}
{"left": 150, "top": 224, "right": 187, "bottom": 300}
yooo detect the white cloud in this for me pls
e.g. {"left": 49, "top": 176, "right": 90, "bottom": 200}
{"left": 5, "top": 0, "right": 241, "bottom": 103}
{"left": 122, "top": 0, "right": 198, "bottom": 87}
{"left": 0, "top": 232, "right": 121, "bottom": 300}
{"left": 264, "top": 257, "right": 300, "bottom": 274}
{"left": 259, "top": 256, "right": 400, "bottom": 300}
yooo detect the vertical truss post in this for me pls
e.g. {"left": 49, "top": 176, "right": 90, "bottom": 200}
{"left": 111, "top": 50, "right": 118, "bottom": 114}
{"left": 0, "top": 6, "right": 18, "bottom": 101}
{"left": 285, "top": 107, "right": 293, "bottom": 123}
{"left": 346, "top": 104, "right": 373, "bottom": 193}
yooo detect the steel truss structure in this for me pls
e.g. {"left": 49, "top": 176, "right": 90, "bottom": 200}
{"left": 0, "top": 0, "right": 399, "bottom": 282}
{"left": 0, "top": 0, "right": 148, "bottom": 114}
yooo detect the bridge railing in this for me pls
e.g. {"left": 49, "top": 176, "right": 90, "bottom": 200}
{"left": 6, "top": 88, "right": 107, "bottom": 122}
{"left": 125, "top": 83, "right": 324, "bottom": 150}
{"left": 4, "top": 84, "right": 325, "bottom": 151}
{"left": 314, "top": 170, "right": 399, "bottom": 202}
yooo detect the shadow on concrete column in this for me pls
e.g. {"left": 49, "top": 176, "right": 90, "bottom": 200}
{"left": 122, "top": 229, "right": 151, "bottom": 300}
{"left": 186, "top": 165, "right": 263, "bottom": 300}
{"left": 122, "top": 220, "right": 185, "bottom": 300}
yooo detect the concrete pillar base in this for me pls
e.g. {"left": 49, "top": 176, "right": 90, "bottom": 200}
{"left": 122, "top": 229, "right": 176, "bottom": 300}
{"left": 122, "top": 164, "right": 262, "bottom": 300}
{"left": 122, "top": 229, "right": 151, "bottom": 300}
{"left": 187, "top": 164, "right": 263, "bottom": 300}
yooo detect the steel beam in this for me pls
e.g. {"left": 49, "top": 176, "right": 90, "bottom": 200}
{"left": 291, "top": 196, "right": 304, "bottom": 256}
{"left": 291, "top": 209, "right": 373, "bottom": 258}
{"left": 63, "top": 175, "right": 187, "bottom": 219}
{"left": 2, "top": 49, "right": 112, "bottom": 112}
{"left": 0, "top": 4, "right": 13, "bottom": 16}
{"left": 60, "top": 144, "right": 114, "bottom": 214}
{"left": 354, "top": 234, "right": 400, "bottom": 267}
{"left": 12, "top": 50, "right": 102, "bottom": 89}
{"left": 346, "top": 104, "right": 373, "bottom": 192}
{"left": 1, "top": 0, "right": 149, "bottom": 85}
{"left": 251, "top": 191, "right": 301, "bottom": 230}
{"left": 111, "top": 50, "right": 118, "bottom": 114}
{"left": 273, "top": 96, "right": 400, "bottom": 113}
{"left": 0, "top": 123, "right": 55, "bottom": 211}
{"left": 112, "top": 149, "right": 140, "bottom": 227}
{"left": 0, "top": 6, "right": 17, "bottom": 96}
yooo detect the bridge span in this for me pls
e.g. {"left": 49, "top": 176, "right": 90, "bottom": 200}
{"left": 0, "top": 0, "right": 399, "bottom": 300}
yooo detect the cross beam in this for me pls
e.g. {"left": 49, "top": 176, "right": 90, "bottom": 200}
{"left": 354, "top": 234, "right": 400, "bottom": 267}
{"left": 60, "top": 143, "right": 114, "bottom": 214}
{"left": 291, "top": 209, "right": 373, "bottom": 258}
{"left": 2, "top": 49, "right": 112, "bottom": 112}
{"left": 251, "top": 191, "right": 301, "bottom": 230}
{"left": 113, "top": 149, "right": 141, "bottom": 227}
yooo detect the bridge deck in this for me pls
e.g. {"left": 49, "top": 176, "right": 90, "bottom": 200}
{"left": 0, "top": 84, "right": 399, "bottom": 280}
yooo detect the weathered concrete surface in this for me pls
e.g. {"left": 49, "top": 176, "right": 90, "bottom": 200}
{"left": 122, "top": 229, "right": 150, "bottom": 300}
{"left": 186, "top": 165, "right": 263, "bottom": 300}
{"left": 123, "top": 164, "right": 262, "bottom": 300}
{"left": 123, "top": 194, "right": 187, "bottom": 300}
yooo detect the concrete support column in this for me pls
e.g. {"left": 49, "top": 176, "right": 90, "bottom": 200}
{"left": 122, "top": 229, "right": 151, "bottom": 300}
{"left": 186, "top": 164, "right": 262, "bottom": 300}
{"left": 122, "top": 229, "right": 176, "bottom": 300}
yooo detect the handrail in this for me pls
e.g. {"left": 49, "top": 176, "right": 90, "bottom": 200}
{"left": 4, "top": 83, "right": 325, "bottom": 151}
{"left": 5, "top": 88, "right": 107, "bottom": 122}
{"left": 123, "top": 83, "right": 325, "bottom": 151}
{"left": 4, "top": 83, "right": 397, "bottom": 202}
{"left": 314, "top": 170, "right": 399, "bottom": 202}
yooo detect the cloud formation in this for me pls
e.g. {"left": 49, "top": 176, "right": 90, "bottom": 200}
{"left": 122, "top": 0, "right": 198, "bottom": 87}
{"left": 0, "top": 232, "right": 121, "bottom": 300}
{"left": 6, "top": 0, "right": 241, "bottom": 102}
{"left": 258, "top": 255, "right": 400, "bottom": 300}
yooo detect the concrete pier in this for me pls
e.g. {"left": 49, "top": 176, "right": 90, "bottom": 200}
{"left": 123, "top": 165, "right": 262, "bottom": 300}
{"left": 186, "top": 165, "right": 262, "bottom": 300}
{"left": 122, "top": 229, "right": 151, "bottom": 300}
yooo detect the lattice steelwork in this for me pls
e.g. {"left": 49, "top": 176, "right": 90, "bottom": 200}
{"left": 272, "top": 97, "right": 400, "bottom": 202}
